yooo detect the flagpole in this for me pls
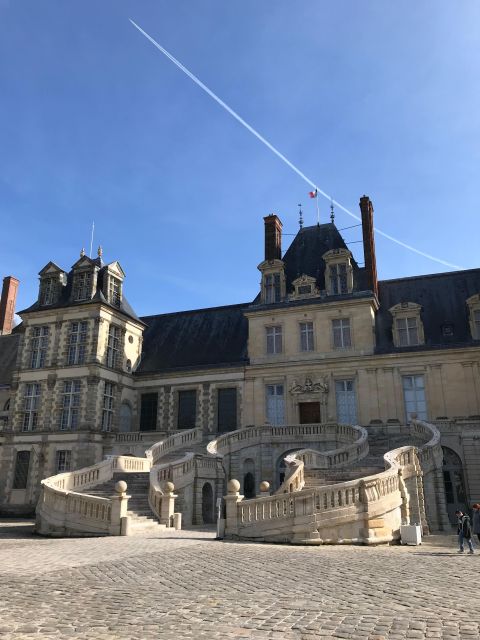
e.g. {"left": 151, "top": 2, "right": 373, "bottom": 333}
{"left": 315, "top": 190, "right": 320, "bottom": 225}
{"left": 89, "top": 221, "right": 95, "bottom": 258}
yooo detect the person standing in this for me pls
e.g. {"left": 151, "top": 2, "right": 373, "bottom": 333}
{"left": 455, "top": 510, "right": 474, "bottom": 554}
{"left": 472, "top": 504, "right": 480, "bottom": 544}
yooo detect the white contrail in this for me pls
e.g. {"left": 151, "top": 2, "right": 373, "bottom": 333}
{"left": 129, "top": 19, "right": 464, "bottom": 271}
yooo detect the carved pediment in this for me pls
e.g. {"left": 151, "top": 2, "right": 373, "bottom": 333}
{"left": 290, "top": 376, "right": 329, "bottom": 396}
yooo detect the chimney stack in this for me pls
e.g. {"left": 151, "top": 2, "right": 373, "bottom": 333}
{"left": 263, "top": 214, "right": 283, "bottom": 261}
{"left": 0, "top": 276, "right": 19, "bottom": 335}
{"left": 359, "top": 196, "right": 378, "bottom": 298}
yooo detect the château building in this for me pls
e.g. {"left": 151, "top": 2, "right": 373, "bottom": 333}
{"left": 0, "top": 196, "right": 479, "bottom": 532}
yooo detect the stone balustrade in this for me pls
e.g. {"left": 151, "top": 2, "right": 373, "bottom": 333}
{"left": 36, "top": 454, "right": 150, "bottom": 537}
{"left": 146, "top": 427, "right": 204, "bottom": 465}
{"left": 224, "top": 420, "right": 446, "bottom": 544}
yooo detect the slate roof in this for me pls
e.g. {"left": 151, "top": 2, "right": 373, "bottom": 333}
{"left": 0, "top": 334, "right": 20, "bottom": 385}
{"left": 282, "top": 223, "right": 368, "bottom": 292}
{"left": 18, "top": 268, "right": 142, "bottom": 325}
{"left": 375, "top": 268, "right": 480, "bottom": 353}
{"left": 137, "top": 303, "right": 249, "bottom": 374}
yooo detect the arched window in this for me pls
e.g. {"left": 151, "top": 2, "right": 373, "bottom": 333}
{"left": 243, "top": 458, "right": 256, "bottom": 499}
{"left": 201, "top": 482, "right": 215, "bottom": 524}
{"left": 442, "top": 446, "right": 467, "bottom": 525}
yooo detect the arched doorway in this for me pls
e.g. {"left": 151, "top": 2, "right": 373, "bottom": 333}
{"left": 119, "top": 403, "right": 132, "bottom": 432}
{"left": 442, "top": 446, "right": 468, "bottom": 524}
{"left": 243, "top": 458, "right": 256, "bottom": 499}
{"left": 201, "top": 482, "right": 215, "bottom": 524}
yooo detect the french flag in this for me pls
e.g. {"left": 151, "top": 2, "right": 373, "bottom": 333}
{"left": 309, "top": 189, "right": 318, "bottom": 198}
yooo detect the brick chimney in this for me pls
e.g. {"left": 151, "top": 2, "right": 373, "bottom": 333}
{"left": 263, "top": 214, "right": 282, "bottom": 261}
{"left": 359, "top": 196, "right": 378, "bottom": 298}
{"left": 0, "top": 276, "right": 19, "bottom": 335}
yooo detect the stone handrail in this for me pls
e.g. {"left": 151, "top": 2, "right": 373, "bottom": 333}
{"left": 146, "top": 427, "right": 204, "bottom": 465}
{"left": 36, "top": 454, "right": 151, "bottom": 537}
{"left": 294, "top": 425, "right": 368, "bottom": 471}
{"left": 410, "top": 419, "right": 443, "bottom": 473}
{"left": 207, "top": 423, "right": 362, "bottom": 457}
{"left": 276, "top": 454, "right": 305, "bottom": 494}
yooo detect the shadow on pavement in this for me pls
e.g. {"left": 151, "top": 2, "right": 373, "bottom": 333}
{"left": 0, "top": 519, "right": 36, "bottom": 539}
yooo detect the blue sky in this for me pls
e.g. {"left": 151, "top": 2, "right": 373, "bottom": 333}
{"left": 1, "top": 1, "right": 479, "bottom": 316}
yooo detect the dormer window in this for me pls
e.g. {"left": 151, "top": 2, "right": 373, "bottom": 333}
{"left": 389, "top": 302, "right": 424, "bottom": 347}
{"left": 467, "top": 294, "right": 480, "bottom": 340}
{"left": 73, "top": 271, "right": 93, "bottom": 302}
{"left": 290, "top": 275, "right": 319, "bottom": 301}
{"left": 40, "top": 278, "right": 55, "bottom": 305}
{"left": 108, "top": 277, "right": 121, "bottom": 307}
{"left": 265, "top": 274, "right": 280, "bottom": 304}
{"left": 323, "top": 249, "right": 354, "bottom": 296}
{"left": 38, "top": 262, "right": 67, "bottom": 306}
{"left": 258, "top": 258, "right": 286, "bottom": 305}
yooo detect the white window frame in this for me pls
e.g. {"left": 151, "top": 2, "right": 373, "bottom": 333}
{"left": 389, "top": 303, "right": 424, "bottom": 347}
{"left": 60, "top": 380, "right": 81, "bottom": 430}
{"left": 55, "top": 450, "right": 72, "bottom": 473}
{"left": 265, "top": 384, "right": 285, "bottom": 426}
{"left": 402, "top": 374, "right": 427, "bottom": 422}
{"left": 266, "top": 325, "right": 283, "bottom": 355}
{"left": 102, "top": 382, "right": 114, "bottom": 432}
{"left": 67, "top": 321, "right": 88, "bottom": 365}
{"left": 335, "top": 379, "right": 357, "bottom": 425}
{"left": 332, "top": 318, "right": 352, "bottom": 349}
{"left": 106, "top": 325, "right": 120, "bottom": 368}
{"left": 323, "top": 249, "right": 354, "bottom": 296}
{"left": 40, "top": 277, "right": 55, "bottom": 305}
{"left": 300, "top": 321, "right": 314, "bottom": 352}
{"left": 22, "top": 383, "right": 41, "bottom": 432}
{"left": 108, "top": 277, "right": 122, "bottom": 307}
{"left": 30, "top": 326, "right": 49, "bottom": 369}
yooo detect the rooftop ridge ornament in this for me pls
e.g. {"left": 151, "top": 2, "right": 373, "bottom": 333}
{"left": 80, "top": 248, "right": 85, "bottom": 257}
{"left": 97, "top": 246, "right": 103, "bottom": 258}
{"left": 298, "top": 204, "right": 303, "bottom": 229}
{"left": 330, "top": 199, "right": 335, "bottom": 223}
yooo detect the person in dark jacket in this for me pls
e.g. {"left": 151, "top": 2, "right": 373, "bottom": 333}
{"left": 472, "top": 504, "right": 480, "bottom": 544}
{"left": 455, "top": 510, "right": 474, "bottom": 553}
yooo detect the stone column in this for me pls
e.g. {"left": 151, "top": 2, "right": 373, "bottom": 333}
{"left": 160, "top": 481, "right": 177, "bottom": 526}
{"left": 109, "top": 480, "right": 130, "bottom": 536}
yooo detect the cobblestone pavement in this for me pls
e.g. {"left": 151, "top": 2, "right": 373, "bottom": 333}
{"left": 0, "top": 520, "right": 478, "bottom": 640}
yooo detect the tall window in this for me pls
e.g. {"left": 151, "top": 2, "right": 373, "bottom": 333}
{"left": 474, "top": 310, "right": 480, "bottom": 339}
{"left": 73, "top": 271, "right": 92, "bottom": 301}
{"left": 266, "top": 326, "right": 282, "bottom": 354}
{"left": 13, "top": 451, "right": 31, "bottom": 489}
{"left": 55, "top": 450, "right": 72, "bottom": 473}
{"left": 106, "top": 325, "right": 120, "bottom": 368}
{"left": 265, "top": 274, "right": 281, "bottom": 304}
{"left": 102, "top": 382, "right": 115, "bottom": 431}
{"left": 30, "top": 326, "right": 49, "bottom": 368}
{"left": 140, "top": 393, "right": 158, "bottom": 431}
{"left": 67, "top": 321, "right": 88, "bottom": 365}
{"left": 329, "top": 264, "right": 348, "bottom": 295}
{"left": 40, "top": 278, "right": 55, "bottom": 305}
{"left": 396, "top": 317, "right": 419, "bottom": 346}
{"left": 402, "top": 375, "right": 427, "bottom": 422}
{"left": 60, "top": 380, "right": 81, "bottom": 430}
{"left": 22, "top": 383, "right": 41, "bottom": 431}
{"left": 177, "top": 390, "right": 197, "bottom": 429}
{"left": 217, "top": 388, "right": 237, "bottom": 433}
{"left": 108, "top": 277, "right": 121, "bottom": 307}
{"left": 300, "top": 322, "right": 314, "bottom": 352}
{"left": 266, "top": 384, "right": 284, "bottom": 426}
{"left": 332, "top": 318, "right": 351, "bottom": 348}
{"left": 335, "top": 380, "right": 357, "bottom": 424}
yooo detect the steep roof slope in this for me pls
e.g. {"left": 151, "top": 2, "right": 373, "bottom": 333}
{"left": 137, "top": 303, "right": 249, "bottom": 374}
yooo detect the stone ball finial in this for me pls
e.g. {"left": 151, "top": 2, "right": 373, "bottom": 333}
{"left": 227, "top": 479, "right": 241, "bottom": 494}
{"left": 161, "top": 480, "right": 175, "bottom": 493}
{"left": 259, "top": 481, "right": 270, "bottom": 492}
{"left": 115, "top": 480, "right": 127, "bottom": 494}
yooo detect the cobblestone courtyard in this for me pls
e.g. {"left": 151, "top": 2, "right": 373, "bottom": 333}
{"left": 0, "top": 521, "right": 478, "bottom": 640}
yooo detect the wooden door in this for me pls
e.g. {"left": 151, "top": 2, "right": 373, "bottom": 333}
{"left": 299, "top": 402, "right": 320, "bottom": 424}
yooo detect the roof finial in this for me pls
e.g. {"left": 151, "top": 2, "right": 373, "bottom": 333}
{"left": 298, "top": 204, "right": 303, "bottom": 229}
{"left": 330, "top": 199, "right": 335, "bottom": 223}
{"left": 97, "top": 245, "right": 103, "bottom": 257}
{"left": 80, "top": 248, "right": 85, "bottom": 257}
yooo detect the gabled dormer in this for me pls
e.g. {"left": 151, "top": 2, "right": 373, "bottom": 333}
{"left": 290, "top": 274, "right": 319, "bottom": 300}
{"left": 38, "top": 262, "right": 67, "bottom": 306}
{"left": 101, "top": 261, "right": 125, "bottom": 308}
{"left": 323, "top": 248, "right": 354, "bottom": 295}
{"left": 258, "top": 214, "right": 286, "bottom": 304}
{"left": 70, "top": 251, "right": 100, "bottom": 303}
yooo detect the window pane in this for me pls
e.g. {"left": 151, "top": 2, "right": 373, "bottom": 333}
{"left": 217, "top": 388, "right": 237, "bottom": 433}
{"left": 140, "top": 393, "right": 158, "bottom": 431}
{"left": 13, "top": 451, "right": 31, "bottom": 489}
{"left": 178, "top": 390, "right": 196, "bottom": 429}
